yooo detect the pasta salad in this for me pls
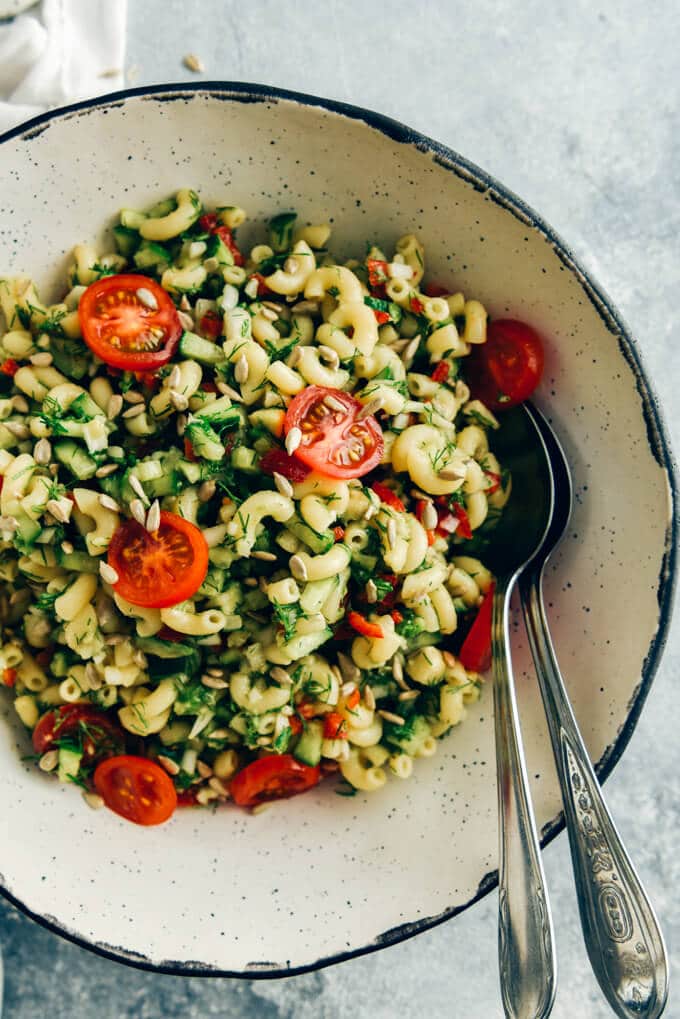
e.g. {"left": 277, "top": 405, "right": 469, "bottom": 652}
{"left": 0, "top": 190, "right": 544, "bottom": 824}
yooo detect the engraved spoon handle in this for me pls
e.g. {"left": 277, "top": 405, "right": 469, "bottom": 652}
{"left": 493, "top": 580, "right": 556, "bottom": 1019}
{"left": 519, "top": 571, "right": 669, "bottom": 1019}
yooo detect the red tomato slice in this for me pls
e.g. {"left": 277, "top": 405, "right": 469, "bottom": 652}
{"left": 283, "top": 386, "right": 383, "bottom": 480}
{"left": 347, "top": 611, "right": 383, "bottom": 639}
{"left": 94, "top": 755, "right": 177, "bottom": 825}
{"left": 107, "top": 510, "right": 209, "bottom": 609}
{"left": 32, "top": 704, "right": 124, "bottom": 762}
{"left": 78, "top": 274, "right": 182, "bottom": 371}
{"left": 323, "top": 712, "right": 349, "bottom": 740}
{"left": 466, "top": 319, "right": 544, "bottom": 410}
{"left": 431, "top": 361, "right": 450, "bottom": 383}
{"left": 371, "top": 481, "right": 405, "bottom": 512}
{"left": 0, "top": 358, "right": 19, "bottom": 376}
{"left": 259, "top": 447, "right": 310, "bottom": 482}
{"left": 458, "top": 583, "right": 496, "bottom": 673}
{"left": 230, "top": 754, "right": 321, "bottom": 808}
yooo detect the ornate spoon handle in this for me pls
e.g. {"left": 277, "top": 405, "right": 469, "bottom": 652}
{"left": 519, "top": 572, "right": 669, "bottom": 1019}
{"left": 493, "top": 580, "right": 556, "bottom": 1019}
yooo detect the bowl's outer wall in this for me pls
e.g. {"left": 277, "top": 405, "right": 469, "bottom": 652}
{"left": 0, "top": 87, "right": 674, "bottom": 975}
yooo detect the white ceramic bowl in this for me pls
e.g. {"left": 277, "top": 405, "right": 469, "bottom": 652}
{"left": 0, "top": 83, "right": 675, "bottom": 976}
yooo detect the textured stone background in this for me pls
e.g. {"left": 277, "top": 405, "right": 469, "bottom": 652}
{"left": 1, "top": 1, "right": 678, "bottom": 1016}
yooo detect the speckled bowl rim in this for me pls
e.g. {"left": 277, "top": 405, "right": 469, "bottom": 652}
{"left": 0, "top": 80, "right": 677, "bottom": 979}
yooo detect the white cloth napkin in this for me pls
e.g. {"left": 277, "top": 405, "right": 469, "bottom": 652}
{"left": 0, "top": 0, "right": 127, "bottom": 135}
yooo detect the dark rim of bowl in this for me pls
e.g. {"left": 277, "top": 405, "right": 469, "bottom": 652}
{"left": 0, "top": 80, "right": 677, "bottom": 979}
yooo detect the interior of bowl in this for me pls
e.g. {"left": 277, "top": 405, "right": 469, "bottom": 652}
{"left": 0, "top": 84, "right": 675, "bottom": 975}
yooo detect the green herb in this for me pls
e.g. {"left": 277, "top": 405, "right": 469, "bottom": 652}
{"left": 272, "top": 600, "right": 304, "bottom": 641}
{"left": 394, "top": 609, "right": 423, "bottom": 641}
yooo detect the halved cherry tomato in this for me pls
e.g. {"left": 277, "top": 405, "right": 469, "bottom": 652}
{"left": 259, "top": 447, "right": 311, "bottom": 482}
{"left": 0, "top": 358, "right": 19, "bottom": 376}
{"left": 198, "top": 213, "right": 245, "bottom": 266}
{"left": 347, "top": 611, "right": 383, "bottom": 639}
{"left": 199, "top": 311, "right": 223, "bottom": 339}
{"left": 431, "top": 361, "right": 450, "bottom": 383}
{"left": 423, "top": 283, "right": 450, "bottom": 298}
{"left": 459, "top": 584, "right": 496, "bottom": 673}
{"left": 283, "top": 386, "right": 383, "bottom": 480}
{"left": 323, "top": 713, "right": 348, "bottom": 740}
{"left": 94, "top": 755, "right": 177, "bottom": 825}
{"left": 367, "top": 258, "right": 389, "bottom": 288}
{"left": 333, "top": 526, "right": 345, "bottom": 542}
{"left": 32, "top": 704, "right": 124, "bottom": 761}
{"left": 484, "top": 470, "right": 502, "bottom": 494}
{"left": 371, "top": 481, "right": 405, "bottom": 512}
{"left": 373, "top": 309, "right": 390, "bottom": 325}
{"left": 107, "top": 510, "right": 209, "bottom": 609}
{"left": 79, "top": 275, "right": 182, "bottom": 371}
{"left": 2, "top": 667, "right": 17, "bottom": 687}
{"left": 466, "top": 319, "right": 544, "bottom": 410}
{"left": 345, "top": 688, "right": 361, "bottom": 710}
{"left": 289, "top": 716, "right": 304, "bottom": 736}
{"left": 451, "top": 504, "right": 473, "bottom": 540}
{"left": 230, "top": 754, "right": 321, "bottom": 808}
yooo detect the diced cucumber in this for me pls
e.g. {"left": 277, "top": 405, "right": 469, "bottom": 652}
{"left": 293, "top": 719, "right": 323, "bottom": 766}
{"left": 96, "top": 472, "right": 121, "bottom": 501}
{"left": 136, "top": 636, "right": 196, "bottom": 658}
{"left": 184, "top": 419, "right": 224, "bottom": 461}
{"left": 146, "top": 197, "right": 177, "bottom": 218}
{"left": 268, "top": 212, "right": 297, "bottom": 253}
{"left": 194, "top": 395, "right": 244, "bottom": 428}
{"left": 112, "top": 224, "right": 140, "bottom": 258}
{"left": 178, "top": 459, "right": 202, "bottom": 484}
{"left": 53, "top": 440, "right": 97, "bottom": 480}
{"left": 383, "top": 714, "right": 432, "bottom": 756}
{"left": 179, "top": 330, "right": 225, "bottom": 365}
{"left": 231, "top": 446, "right": 258, "bottom": 473}
{"left": 58, "top": 550, "right": 99, "bottom": 573}
{"left": 120, "top": 208, "right": 147, "bottom": 230}
{"left": 69, "top": 391, "right": 103, "bottom": 420}
{"left": 205, "top": 234, "right": 234, "bottom": 267}
{"left": 144, "top": 470, "right": 184, "bottom": 498}
{"left": 13, "top": 510, "right": 41, "bottom": 547}
{"left": 299, "top": 576, "right": 338, "bottom": 613}
{"left": 49, "top": 650, "right": 71, "bottom": 677}
{"left": 282, "top": 628, "right": 333, "bottom": 660}
{"left": 284, "top": 516, "right": 334, "bottom": 555}
{"left": 50, "top": 336, "right": 90, "bottom": 381}
{"left": 134, "top": 241, "right": 172, "bottom": 271}
{"left": 57, "top": 746, "right": 82, "bottom": 783}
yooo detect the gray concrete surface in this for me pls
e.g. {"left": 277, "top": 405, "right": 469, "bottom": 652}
{"left": 1, "top": 1, "right": 678, "bottom": 1016}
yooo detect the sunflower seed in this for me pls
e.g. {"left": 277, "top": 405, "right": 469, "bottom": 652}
{"left": 363, "top": 504, "right": 377, "bottom": 521}
{"left": 288, "top": 346, "right": 302, "bottom": 367}
{"left": 179, "top": 294, "right": 192, "bottom": 311}
{"left": 365, "top": 579, "right": 378, "bottom": 603}
{"left": 244, "top": 277, "right": 259, "bottom": 299}
{"left": 209, "top": 776, "right": 229, "bottom": 796}
{"left": 284, "top": 257, "right": 299, "bottom": 274}
{"left": 170, "top": 390, "right": 189, "bottom": 412}
{"left": 207, "top": 728, "right": 230, "bottom": 741}
{"left": 129, "top": 498, "right": 147, "bottom": 525}
{"left": 104, "top": 634, "right": 125, "bottom": 645}
{"left": 11, "top": 395, "right": 29, "bottom": 413}
{"left": 135, "top": 286, "right": 158, "bottom": 310}
{"left": 341, "top": 681, "right": 357, "bottom": 698}
{"left": 4, "top": 420, "right": 29, "bottom": 438}
{"left": 318, "top": 345, "right": 339, "bottom": 368}
{"left": 201, "top": 674, "right": 228, "bottom": 690}
{"left": 38, "top": 750, "right": 59, "bottom": 772}
{"left": 291, "top": 300, "right": 318, "bottom": 313}
{"left": 60, "top": 539, "right": 74, "bottom": 554}
{"left": 244, "top": 577, "right": 258, "bottom": 587}
{"left": 378, "top": 709, "right": 406, "bottom": 725}
{"left": 421, "top": 501, "right": 438, "bottom": 530}
{"left": 392, "top": 655, "right": 405, "bottom": 684}
{"left": 289, "top": 554, "right": 308, "bottom": 582}
{"left": 356, "top": 397, "right": 382, "bottom": 420}
{"left": 29, "top": 351, "right": 53, "bottom": 367}
{"left": 398, "top": 689, "right": 420, "bottom": 702}
{"left": 443, "top": 651, "right": 459, "bottom": 669}
{"left": 176, "top": 413, "right": 188, "bottom": 436}
{"left": 438, "top": 462, "right": 467, "bottom": 481}
{"left": 82, "top": 791, "right": 105, "bottom": 810}
{"left": 183, "top": 53, "right": 205, "bottom": 72}
{"left": 323, "top": 393, "right": 346, "bottom": 413}
{"left": 145, "top": 500, "right": 161, "bottom": 533}
{"left": 46, "top": 498, "right": 72, "bottom": 523}
{"left": 122, "top": 402, "right": 146, "bottom": 419}
{"left": 197, "top": 760, "right": 213, "bottom": 779}
{"left": 33, "top": 437, "right": 52, "bottom": 465}
{"left": 386, "top": 517, "right": 397, "bottom": 549}
{"left": 216, "top": 381, "right": 244, "bottom": 402}
{"left": 285, "top": 426, "right": 302, "bottom": 456}
{"left": 259, "top": 305, "right": 279, "bottom": 322}
{"left": 95, "top": 463, "right": 119, "bottom": 480}
{"left": 270, "top": 666, "right": 293, "bottom": 686}
{"left": 106, "top": 394, "right": 123, "bottom": 420}
{"left": 251, "top": 550, "right": 277, "bottom": 561}
{"left": 207, "top": 667, "right": 225, "bottom": 678}
{"left": 99, "top": 561, "right": 119, "bottom": 585}
{"left": 403, "top": 336, "right": 421, "bottom": 362}
{"left": 337, "top": 651, "right": 361, "bottom": 684}
{"left": 196, "top": 787, "right": 219, "bottom": 805}
{"left": 364, "top": 685, "right": 376, "bottom": 710}
{"left": 157, "top": 754, "right": 180, "bottom": 776}
{"left": 85, "top": 661, "right": 103, "bottom": 690}
{"left": 168, "top": 364, "right": 181, "bottom": 390}
{"left": 178, "top": 310, "right": 194, "bottom": 332}
{"left": 234, "top": 353, "right": 249, "bottom": 384}
{"left": 123, "top": 389, "right": 145, "bottom": 404}
{"left": 198, "top": 479, "right": 216, "bottom": 502}
{"left": 99, "top": 493, "right": 120, "bottom": 512}
{"left": 273, "top": 472, "right": 293, "bottom": 498}
{"left": 129, "top": 474, "right": 146, "bottom": 501}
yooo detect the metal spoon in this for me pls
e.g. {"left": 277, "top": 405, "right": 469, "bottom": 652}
{"left": 517, "top": 402, "right": 669, "bottom": 1019}
{"left": 480, "top": 405, "right": 557, "bottom": 1019}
